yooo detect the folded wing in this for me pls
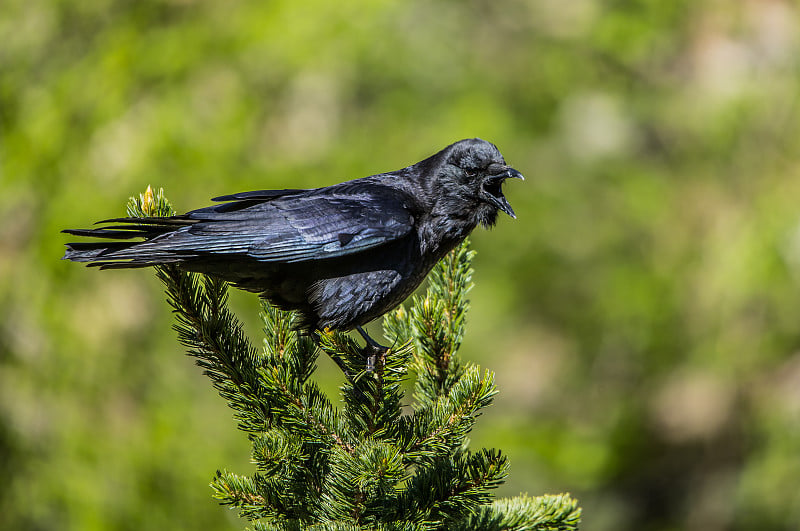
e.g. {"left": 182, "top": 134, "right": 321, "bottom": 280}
{"left": 63, "top": 183, "right": 416, "bottom": 267}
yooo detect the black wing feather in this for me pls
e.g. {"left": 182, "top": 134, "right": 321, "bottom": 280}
{"left": 211, "top": 189, "right": 306, "bottom": 201}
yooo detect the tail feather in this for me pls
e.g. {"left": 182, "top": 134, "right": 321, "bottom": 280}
{"left": 62, "top": 215, "right": 196, "bottom": 268}
{"left": 93, "top": 259, "right": 186, "bottom": 270}
{"left": 63, "top": 241, "right": 140, "bottom": 262}
{"left": 62, "top": 227, "right": 168, "bottom": 239}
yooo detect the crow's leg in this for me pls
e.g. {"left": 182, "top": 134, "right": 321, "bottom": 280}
{"left": 356, "top": 326, "right": 388, "bottom": 372}
{"left": 356, "top": 325, "right": 386, "bottom": 350}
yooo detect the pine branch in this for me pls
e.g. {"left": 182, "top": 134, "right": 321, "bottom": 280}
{"left": 211, "top": 470, "right": 270, "bottom": 520}
{"left": 381, "top": 448, "right": 508, "bottom": 526}
{"left": 449, "top": 494, "right": 582, "bottom": 531}
{"left": 317, "top": 330, "right": 412, "bottom": 442}
{"left": 400, "top": 365, "right": 497, "bottom": 461}
{"left": 158, "top": 268, "right": 272, "bottom": 433}
{"left": 383, "top": 242, "right": 475, "bottom": 404}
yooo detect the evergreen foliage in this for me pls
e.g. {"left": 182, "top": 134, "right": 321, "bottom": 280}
{"left": 129, "top": 187, "right": 581, "bottom": 530}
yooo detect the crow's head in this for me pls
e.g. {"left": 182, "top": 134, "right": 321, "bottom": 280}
{"left": 438, "top": 138, "right": 524, "bottom": 228}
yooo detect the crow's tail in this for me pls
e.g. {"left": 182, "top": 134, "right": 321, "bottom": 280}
{"left": 62, "top": 216, "right": 197, "bottom": 269}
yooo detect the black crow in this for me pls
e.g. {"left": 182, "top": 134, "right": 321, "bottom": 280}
{"left": 63, "top": 138, "right": 522, "bottom": 339}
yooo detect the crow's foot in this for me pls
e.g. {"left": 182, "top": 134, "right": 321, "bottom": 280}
{"left": 356, "top": 326, "right": 388, "bottom": 372}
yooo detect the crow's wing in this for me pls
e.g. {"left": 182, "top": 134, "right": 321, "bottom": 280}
{"left": 147, "top": 183, "right": 416, "bottom": 263}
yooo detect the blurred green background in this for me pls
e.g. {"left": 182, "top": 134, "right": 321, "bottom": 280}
{"left": 3, "top": 0, "right": 800, "bottom": 529}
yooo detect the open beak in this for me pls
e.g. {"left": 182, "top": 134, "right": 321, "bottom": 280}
{"left": 483, "top": 166, "right": 524, "bottom": 219}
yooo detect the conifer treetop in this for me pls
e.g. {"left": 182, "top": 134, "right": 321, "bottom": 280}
{"left": 128, "top": 187, "right": 581, "bottom": 530}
